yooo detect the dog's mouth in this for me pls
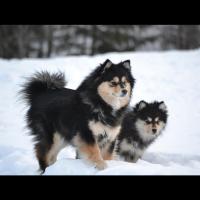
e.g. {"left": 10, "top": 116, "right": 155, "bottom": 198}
{"left": 112, "top": 92, "right": 127, "bottom": 98}
{"left": 112, "top": 93, "right": 126, "bottom": 98}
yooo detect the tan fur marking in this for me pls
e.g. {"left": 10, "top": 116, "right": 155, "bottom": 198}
{"left": 114, "top": 85, "right": 121, "bottom": 93}
{"left": 119, "top": 82, "right": 131, "bottom": 108}
{"left": 88, "top": 121, "right": 120, "bottom": 161}
{"left": 155, "top": 117, "right": 159, "bottom": 122}
{"left": 122, "top": 76, "right": 126, "bottom": 82}
{"left": 145, "top": 122, "right": 162, "bottom": 132}
{"left": 46, "top": 133, "right": 67, "bottom": 165}
{"left": 97, "top": 81, "right": 131, "bottom": 110}
{"left": 88, "top": 120, "right": 121, "bottom": 142}
{"left": 113, "top": 76, "right": 119, "bottom": 83}
{"left": 147, "top": 117, "right": 152, "bottom": 122}
{"left": 136, "top": 119, "right": 165, "bottom": 141}
{"left": 102, "top": 151, "right": 114, "bottom": 160}
{"left": 152, "top": 123, "right": 156, "bottom": 129}
{"left": 97, "top": 81, "right": 114, "bottom": 106}
{"left": 122, "top": 76, "right": 129, "bottom": 84}
{"left": 73, "top": 135, "right": 107, "bottom": 170}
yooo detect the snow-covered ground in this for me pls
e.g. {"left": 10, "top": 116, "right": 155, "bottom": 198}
{"left": 0, "top": 49, "right": 200, "bottom": 175}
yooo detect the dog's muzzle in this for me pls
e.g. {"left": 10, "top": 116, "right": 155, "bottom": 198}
{"left": 120, "top": 89, "right": 128, "bottom": 97}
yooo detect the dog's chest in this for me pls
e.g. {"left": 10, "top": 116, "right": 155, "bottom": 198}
{"left": 118, "top": 138, "right": 145, "bottom": 160}
{"left": 88, "top": 120, "right": 121, "bottom": 145}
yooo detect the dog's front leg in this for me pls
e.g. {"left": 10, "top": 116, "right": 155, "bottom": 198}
{"left": 73, "top": 135, "right": 107, "bottom": 170}
{"left": 102, "top": 140, "right": 117, "bottom": 160}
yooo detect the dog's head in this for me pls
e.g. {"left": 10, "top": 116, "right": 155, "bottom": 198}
{"left": 96, "top": 59, "right": 135, "bottom": 110}
{"left": 134, "top": 101, "right": 168, "bottom": 140}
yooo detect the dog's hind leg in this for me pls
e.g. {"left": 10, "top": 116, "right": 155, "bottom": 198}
{"left": 35, "top": 133, "right": 66, "bottom": 174}
{"left": 34, "top": 142, "right": 49, "bottom": 174}
{"left": 45, "top": 133, "right": 67, "bottom": 166}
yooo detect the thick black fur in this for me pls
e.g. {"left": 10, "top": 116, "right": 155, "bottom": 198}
{"left": 20, "top": 59, "right": 135, "bottom": 173}
{"left": 117, "top": 100, "right": 168, "bottom": 163}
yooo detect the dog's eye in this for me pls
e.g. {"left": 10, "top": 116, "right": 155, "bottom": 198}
{"left": 110, "top": 82, "right": 118, "bottom": 87}
{"left": 145, "top": 120, "right": 151, "bottom": 124}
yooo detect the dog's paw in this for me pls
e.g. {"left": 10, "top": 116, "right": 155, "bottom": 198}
{"left": 95, "top": 160, "right": 107, "bottom": 170}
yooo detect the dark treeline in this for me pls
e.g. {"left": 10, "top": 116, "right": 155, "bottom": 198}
{"left": 0, "top": 25, "right": 200, "bottom": 59}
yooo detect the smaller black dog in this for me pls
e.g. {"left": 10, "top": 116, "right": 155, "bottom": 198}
{"left": 117, "top": 100, "right": 168, "bottom": 163}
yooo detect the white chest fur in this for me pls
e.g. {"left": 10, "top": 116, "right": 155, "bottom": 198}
{"left": 88, "top": 120, "right": 121, "bottom": 142}
{"left": 119, "top": 139, "right": 144, "bottom": 156}
{"left": 118, "top": 138, "right": 145, "bottom": 162}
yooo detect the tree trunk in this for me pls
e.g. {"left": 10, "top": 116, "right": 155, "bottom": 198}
{"left": 46, "top": 25, "right": 53, "bottom": 57}
{"left": 91, "top": 25, "right": 97, "bottom": 56}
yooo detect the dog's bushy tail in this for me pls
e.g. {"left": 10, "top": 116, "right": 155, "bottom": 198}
{"left": 20, "top": 71, "right": 66, "bottom": 105}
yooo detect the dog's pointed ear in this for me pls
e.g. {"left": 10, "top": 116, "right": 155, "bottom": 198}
{"left": 103, "top": 59, "right": 112, "bottom": 69}
{"left": 138, "top": 100, "right": 147, "bottom": 111}
{"left": 101, "top": 59, "right": 113, "bottom": 73}
{"left": 159, "top": 101, "right": 167, "bottom": 111}
{"left": 122, "top": 60, "right": 131, "bottom": 70}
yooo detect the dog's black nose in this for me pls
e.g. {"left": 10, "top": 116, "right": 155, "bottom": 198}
{"left": 122, "top": 89, "right": 127, "bottom": 95}
{"left": 152, "top": 129, "right": 157, "bottom": 134}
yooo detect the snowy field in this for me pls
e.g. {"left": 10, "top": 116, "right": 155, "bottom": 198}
{"left": 0, "top": 49, "right": 200, "bottom": 175}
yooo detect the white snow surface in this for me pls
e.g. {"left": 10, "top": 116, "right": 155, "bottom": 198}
{"left": 0, "top": 49, "right": 200, "bottom": 175}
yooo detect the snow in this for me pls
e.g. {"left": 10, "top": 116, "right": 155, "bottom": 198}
{"left": 0, "top": 49, "right": 200, "bottom": 175}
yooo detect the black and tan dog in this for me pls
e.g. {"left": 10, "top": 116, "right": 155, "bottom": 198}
{"left": 21, "top": 59, "right": 135, "bottom": 173}
{"left": 117, "top": 100, "right": 168, "bottom": 163}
